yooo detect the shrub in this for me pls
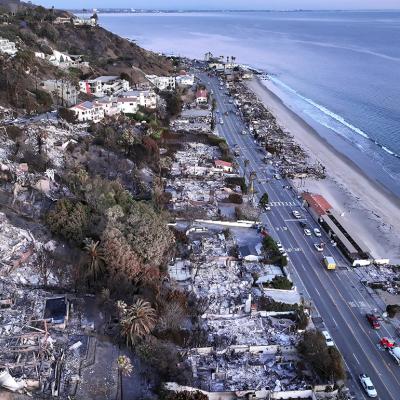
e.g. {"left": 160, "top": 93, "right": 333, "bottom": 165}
{"left": 59, "top": 107, "right": 77, "bottom": 123}
{"left": 298, "top": 330, "right": 346, "bottom": 381}
{"left": 46, "top": 198, "right": 91, "bottom": 243}
{"left": 34, "top": 89, "right": 52, "bottom": 108}
{"left": 270, "top": 275, "right": 292, "bottom": 290}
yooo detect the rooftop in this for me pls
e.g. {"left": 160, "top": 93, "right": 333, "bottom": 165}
{"left": 302, "top": 192, "right": 332, "bottom": 216}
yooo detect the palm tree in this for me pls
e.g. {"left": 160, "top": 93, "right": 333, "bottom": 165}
{"left": 119, "top": 298, "right": 157, "bottom": 346}
{"left": 83, "top": 239, "right": 105, "bottom": 282}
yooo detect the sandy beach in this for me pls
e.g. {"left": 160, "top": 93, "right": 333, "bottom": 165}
{"left": 247, "top": 77, "right": 400, "bottom": 263}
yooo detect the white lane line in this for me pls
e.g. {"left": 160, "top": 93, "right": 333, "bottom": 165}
{"left": 332, "top": 317, "right": 338, "bottom": 327}
{"left": 315, "top": 287, "right": 321, "bottom": 297}
{"left": 353, "top": 353, "right": 361, "bottom": 365}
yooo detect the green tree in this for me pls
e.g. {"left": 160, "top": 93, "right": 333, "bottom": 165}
{"left": 83, "top": 239, "right": 105, "bottom": 282}
{"left": 118, "top": 298, "right": 157, "bottom": 346}
{"left": 270, "top": 275, "right": 292, "bottom": 290}
{"left": 46, "top": 199, "right": 90, "bottom": 243}
{"left": 259, "top": 192, "right": 269, "bottom": 207}
{"left": 298, "top": 330, "right": 346, "bottom": 381}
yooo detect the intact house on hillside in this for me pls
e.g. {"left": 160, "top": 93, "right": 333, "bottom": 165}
{"left": 146, "top": 74, "right": 176, "bottom": 91}
{"left": 196, "top": 89, "right": 208, "bottom": 105}
{"left": 40, "top": 80, "right": 78, "bottom": 107}
{"left": 175, "top": 73, "right": 195, "bottom": 87}
{"left": 0, "top": 37, "right": 17, "bottom": 56}
{"left": 35, "top": 50, "right": 89, "bottom": 70}
{"left": 70, "top": 101, "right": 105, "bottom": 123}
{"left": 69, "top": 89, "right": 158, "bottom": 122}
{"left": 54, "top": 16, "right": 98, "bottom": 27}
{"left": 79, "top": 76, "right": 130, "bottom": 97}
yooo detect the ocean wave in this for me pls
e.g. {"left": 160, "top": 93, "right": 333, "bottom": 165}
{"left": 267, "top": 76, "right": 400, "bottom": 159}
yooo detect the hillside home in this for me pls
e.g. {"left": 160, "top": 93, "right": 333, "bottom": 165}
{"left": 79, "top": 76, "right": 130, "bottom": 97}
{"left": 146, "top": 74, "right": 176, "bottom": 91}
{"left": 120, "top": 90, "right": 157, "bottom": 109}
{"left": 176, "top": 74, "right": 195, "bottom": 87}
{"left": 0, "top": 37, "right": 17, "bottom": 55}
{"left": 35, "top": 50, "right": 89, "bottom": 69}
{"left": 70, "top": 101, "right": 104, "bottom": 123}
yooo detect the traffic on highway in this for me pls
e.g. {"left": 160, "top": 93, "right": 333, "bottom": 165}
{"left": 199, "top": 70, "right": 400, "bottom": 399}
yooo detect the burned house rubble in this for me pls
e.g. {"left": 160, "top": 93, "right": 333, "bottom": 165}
{"left": 223, "top": 81, "right": 325, "bottom": 180}
{"left": 0, "top": 281, "right": 96, "bottom": 397}
{"left": 166, "top": 142, "right": 242, "bottom": 218}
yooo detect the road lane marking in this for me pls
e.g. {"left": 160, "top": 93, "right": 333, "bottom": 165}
{"left": 353, "top": 353, "right": 361, "bottom": 365}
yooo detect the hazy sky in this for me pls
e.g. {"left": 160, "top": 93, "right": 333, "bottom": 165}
{"left": 35, "top": 0, "right": 400, "bottom": 10}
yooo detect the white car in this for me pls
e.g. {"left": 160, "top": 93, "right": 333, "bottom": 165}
{"left": 304, "top": 228, "right": 312, "bottom": 236}
{"left": 314, "top": 228, "right": 322, "bottom": 237}
{"left": 314, "top": 243, "right": 324, "bottom": 252}
{"left": 264, "top": 205, "right": 271, "bottom": 211}
{"left": 359, "top": 374, "right": 377, "bottom": 398}
{"left": 242, "top": 130, "right": 247, "bottom": 135}
{"left": 292, "top": 210, "right": 302, "bottom": 219}
{"left": 219, "top": 118, "right": 224, "bottom": 125}
{"left": 321, "top": 330, "right": 335, "bottom": 347}
{"left": 274, "top": 174, "right": 281, "bottom": 180}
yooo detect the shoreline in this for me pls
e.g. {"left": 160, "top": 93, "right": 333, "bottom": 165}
{"left": 246, "top": 77, "right": 400, "bottom": 263}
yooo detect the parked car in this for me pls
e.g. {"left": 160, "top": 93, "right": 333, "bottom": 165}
{"left": 314, "top": 243, "right": 324, "bottom": 252}
{"left": 322, "top": 330, "right": 335, "bottom": 347}
{"left": 359, "top": 374, "right": 377, "bottom": 398}
{"left": 274, "top": 174, "right": 282, "bottom": 180}
{"left": 366, "top": 313, "right": 381, "bottom": 329}
{"left": 299, "top": 221, "right": 308, "bottom": 228}
{"left": 314, "top": 228, "right": 322, "bottom": 237}
{"left": 264, "top": 205, "right": 271, "bottom": 211}
{"left": 304, "top": 228, "right": 312, "bottom": 236}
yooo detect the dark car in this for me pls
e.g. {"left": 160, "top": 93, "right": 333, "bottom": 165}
{"left": 299, "top": 221, "right": 308, "bottom": 228}
{"left": 366, "top": 313, "right": 381, "bottom": 329}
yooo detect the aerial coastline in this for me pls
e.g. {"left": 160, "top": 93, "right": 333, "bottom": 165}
{"left": 247, "top": 76, "right": 400, "bottom": 262}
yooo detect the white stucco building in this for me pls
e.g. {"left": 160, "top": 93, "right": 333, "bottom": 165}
{"left": 79, "top": 76, "right": 130, "bottom": 97}
{"left": 0, "top": 37, "right": 17, "bottom": 56}
{"left": 146, "top": 75, "right": 176, "bottom": 91}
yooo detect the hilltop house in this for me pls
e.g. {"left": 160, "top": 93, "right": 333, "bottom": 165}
{"left": 196, "top": 89, "right": 208, "bottom": 105}
{"left": 54, "top": 16, "right": 97, "bottom": 27}
{"left": 0, "top": 37, "right": 17, "bottom": 55}
{"left": 79, "top": 76, "right": 130, "bottom": 97}
{"left": 35, "top": 50, "right": 89, "bottom": 69}
{"left": 146, "top": 74, "right": 176, "bottom": 91}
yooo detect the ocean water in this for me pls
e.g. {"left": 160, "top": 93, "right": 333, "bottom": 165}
{"left": 96, "top": 11, "right": 400, "bottom": 196}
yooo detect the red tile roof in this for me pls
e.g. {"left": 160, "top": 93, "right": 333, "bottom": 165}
{"left": 196, "top": 89, "right": 208, "bottom": 98}
{"left": 215, "top": 159, "right": 232, "bottom": 168}
{"left": 302, "top": 192, "right": 332, "bottom": 216}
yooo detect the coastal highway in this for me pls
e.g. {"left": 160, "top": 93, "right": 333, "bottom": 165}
{"left": 199, "top": 71, "right": 400, "bottom": 399}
